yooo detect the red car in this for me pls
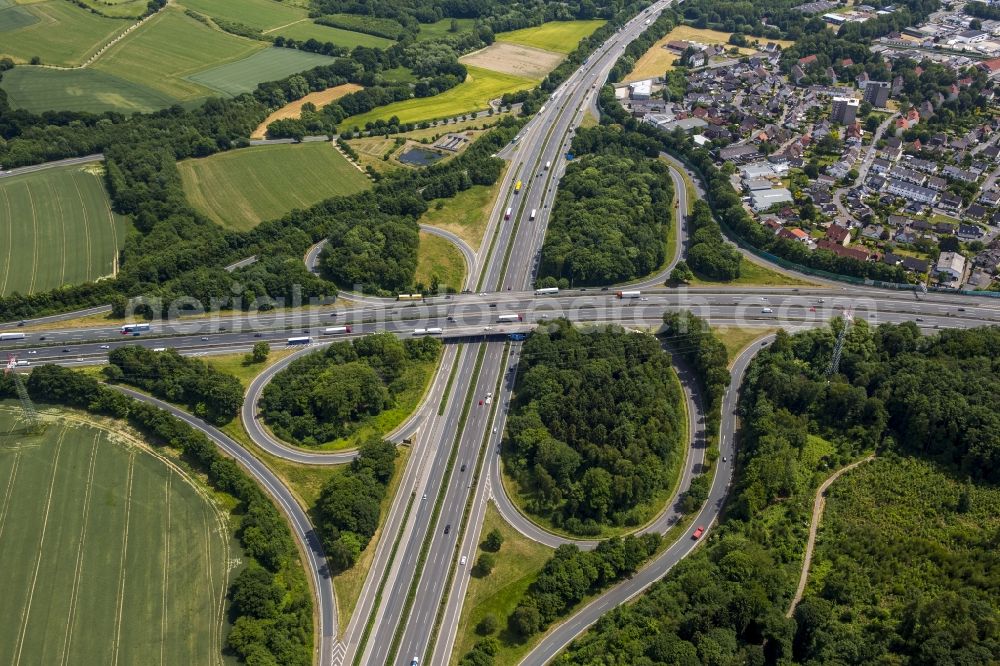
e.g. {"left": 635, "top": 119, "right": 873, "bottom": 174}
{"left": 692, "top": 526, "right": 705, "bottom": 540}
{"left": 479, "top": 400, "right": 484, "bottom": 406}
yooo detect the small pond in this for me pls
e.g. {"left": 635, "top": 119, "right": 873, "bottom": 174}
{"left": 398, "top": 147, "right": 444, "bottom": 166}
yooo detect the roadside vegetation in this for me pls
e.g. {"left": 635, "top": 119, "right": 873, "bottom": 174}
{"left": 458, "top": 533, "right": 661, "bottom": 666}
{"left": 259, "top": 333, "right": 441, "bottom": 447}
{"left": 503, "top": 319, "right": 686, "bottom": 536}
{"left": 560, "top": 322, "right": 1000, "bottom": 664}
{"left": 103, "top": 346, "right": 244, "bottom": 425}
{"left": 452, "top": 504, "right": 553, "bottom": 662}
{"left": 414, "top": 230, "right": 466, "bottom": 294}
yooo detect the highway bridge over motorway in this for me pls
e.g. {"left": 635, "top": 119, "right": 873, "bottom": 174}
{"left": 4, "top": 1, "right": 1000, "bottom": 663}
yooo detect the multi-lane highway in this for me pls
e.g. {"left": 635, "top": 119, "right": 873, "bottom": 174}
{"left": 5, "top": 0, "right": 1000, "bottom": 664}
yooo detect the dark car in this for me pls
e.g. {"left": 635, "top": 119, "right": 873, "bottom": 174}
{"left": 460, "top": 464, "right": 466, "bottom": 472}
{"left": 253, "top": 333, "right": 262, "bottom": 338}
{"left": 444, "top": 524, "right": 451, "bottom": 534}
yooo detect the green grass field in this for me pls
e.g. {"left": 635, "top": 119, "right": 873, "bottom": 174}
{"left": 276, "top": 20, "right": 393, "bottom": 48}
{"left": 416, "top": 17, "right": 476, "bottom": 41}
{"left": 418, "top": 168, "right": 508, "bottom": 250}
{"left": 72, "top": 0, "right": 149, "bottom": 18}
{"left": 0, "top": 66, "right": 176, "bottom": 114}
{"left": 182, "top": 0, "right": 302, "bottom": 30}
{"left": 415, "top": 230, "right": 466, "bottom": 292}
{"left": 340, "top": 66, "right": 537, "bottom": 129}
{"left": 0, "top": 164, "right": 129, "bottom": 296}
{"left": 496, "top": 20, "right": 606, "bottom": 54}
{"left": 181, "top": 0, "right": 391, "bottom": 47}
{"left": 0, "top": 1, "right": 129, "bottom": 66}
{"left": 93, "top": 7, "right": 264, "bottom": 102}
{"left": 177, "top": 142, "right": 370, "bottom": 231}
{"left": 187, "top": 48, "right": 340, "bottom": 96}
{"left": 0, "top": 407, "right": 238, "bottom": 666}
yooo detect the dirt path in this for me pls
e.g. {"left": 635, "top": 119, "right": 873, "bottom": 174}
{"left": 786, "top": 454, "right": 875, "bottom": 618}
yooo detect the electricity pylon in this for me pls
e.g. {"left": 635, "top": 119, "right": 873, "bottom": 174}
{"left": 827, "top": 311, "right": 853, "bottom": 378}
{"left": 5, "top": 355, "right": 42, "bottom": 433}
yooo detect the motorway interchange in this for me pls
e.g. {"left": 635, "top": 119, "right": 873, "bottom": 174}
{"left": 4, "top": 2, "right": 1000, "bottom": 664}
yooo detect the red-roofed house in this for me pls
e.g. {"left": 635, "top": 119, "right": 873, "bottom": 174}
{"left": 817, "top": 239, "right": 872, "bottom": 261}
{"left": 826, "top": 223, "right": 852, "bottom": 245}
{"left": 978, "top": 58, "right": 1000, "bottom": 77}
{"left": 798, "top": 54, "right": 818, "bottom": 66}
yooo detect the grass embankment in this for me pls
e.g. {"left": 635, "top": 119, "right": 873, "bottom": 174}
{"left": 419, "top": 163, "right": 509, "bottom": 250}
{"left": 689, "top": 256, "right": 817, "bottom": 287}
{"left": 415, "top": 231, "right": 467, "bottom": 293}
{"left": 712, "top": 326, "right": 779, "bottom": 365}
{"left": 450, "top": 503, "right": 554, "bottom": 662}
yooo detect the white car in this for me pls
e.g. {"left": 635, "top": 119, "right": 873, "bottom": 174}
{"left": 99, "top": 345, "right": 110, "bottom": 350}
{"left": 27, "top": 350, "right": 37, "bottom": 354}
{"left": 460, "top": 555, "right": 467, "bottom": 566}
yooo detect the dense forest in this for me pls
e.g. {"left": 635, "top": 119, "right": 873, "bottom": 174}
{"left": 103, "top": 345, "right": 244, "bottom": 425}
{"left": 504, "top": 320, "right": 686, "bottom": 535}
{"left": 315, "top": 437, "right": 398, "bottom": 572}
{"left": 259, "top": 333, "right": 440, "bottom": 446}
{"left": 537, "top": 125, "right": 673, "bottom": 287}
{"left": 11, "top": 365, "right": 312, "bottom": 665}
{"left": 558, "top": 323, "right": 1000, "bottom": 664}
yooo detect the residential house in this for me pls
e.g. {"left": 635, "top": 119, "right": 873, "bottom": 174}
{"left": 885, "top": 179, "right": 938, "bottom": 204}
{"left": 817, "top": 238, "right": 873, "bottom": 261}
{"left": 826, "top": 223, "right": 852, "bottom": 245}
{"left": 935, "top": 251, "right": 967, "bottom": 283}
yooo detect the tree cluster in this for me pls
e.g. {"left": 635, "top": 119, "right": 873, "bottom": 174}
{"left": 538, "top": 126, "right": 673, "bottom": 286}
{"left": 686, "top": 199, "right": 743, "bottom": 281}
{"left": 505, "top": 320, "right": 685, "bottom": 534}
{"left": 19, "top": 364, "right": 310, "bottom": 665}
{"left": 260, "top": 333, "right": 440, "bottom": 445}
{"left": 103, "top": 345, "right": 244, "bottom": 425}
{"left": 315, "top": 437, "right": 397, "bottom": 572}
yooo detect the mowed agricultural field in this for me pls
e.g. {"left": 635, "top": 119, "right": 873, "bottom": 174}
{"left": 496, "top": 19, "right": 606, "bottom": 54}
{"left": 0, "top": 0, "right": 130, "bottom": 66}
{"left": 252, "top": 83, "right": 363, "bottom": 139}
{"left": 178, "top": 142, "right": 370, "bottom": 231}
{"left": 0, "top": 67, "right": 176, "bottom": 114}
{"left": 460, "top": 42, "right": 564, "bottom": 79}
{"left": 187, "top": 48, "right": 339, "bottom": 97}
{"left": 626, "top": 26, "right": 794, "bottom": 81}
{"left": 0, "top": 407, "right": 238, "bottom": 666}
{"left": 0, "top": 164, "right": 128, "bottom": 296}
{"left": 92, "top": 7, "right": 265, "bottom": 103}
{"left": 339, "top": 66, "right": 537, "bottom": 129}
